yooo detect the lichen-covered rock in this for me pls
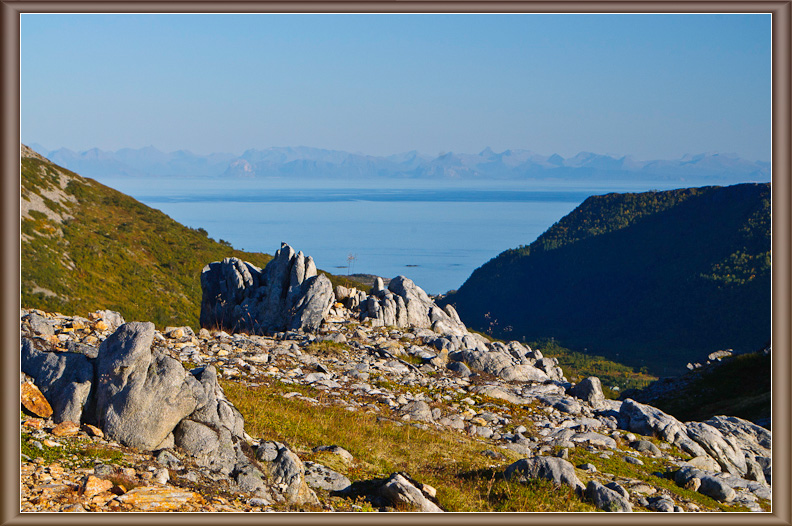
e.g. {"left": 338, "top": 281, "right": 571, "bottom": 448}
{"left": 20, "top": 381, "right": 53, "bottom": 419}
{"left": 93, "top": 322, "right": 206, "bottom": 450}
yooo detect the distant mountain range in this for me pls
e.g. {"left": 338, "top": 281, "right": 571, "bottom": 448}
{"left": 27, "top": 144, "right": 770, "bottom": 184}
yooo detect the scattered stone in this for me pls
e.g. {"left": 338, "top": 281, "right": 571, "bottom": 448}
{"left": 51, "top": 421, "right": 80, "bottom": 437}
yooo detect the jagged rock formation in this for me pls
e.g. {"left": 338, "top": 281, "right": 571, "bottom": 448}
{"left": 200, "top": 243, "right": 334, "bottom": 334}
{"left": 202, "top": 245, "right": 565, "bottom": 385}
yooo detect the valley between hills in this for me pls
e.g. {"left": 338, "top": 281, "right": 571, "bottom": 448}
{"left": 19, "top": 144, "right": 772, "bottom": 513}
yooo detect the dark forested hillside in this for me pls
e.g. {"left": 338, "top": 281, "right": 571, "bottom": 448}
{"left": 441, "top": 184, "right": 770, "bottom": 376}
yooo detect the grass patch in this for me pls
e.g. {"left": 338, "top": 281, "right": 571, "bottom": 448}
{"left": 222, "top": 379, "right": 596, "bottom": 512}
{"left": 304, "top": 341, "right": 349, "bottom": 357}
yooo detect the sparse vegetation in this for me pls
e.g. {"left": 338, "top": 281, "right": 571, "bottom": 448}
{"left": 222, "top": 379, "right": 597, "bottom": 512}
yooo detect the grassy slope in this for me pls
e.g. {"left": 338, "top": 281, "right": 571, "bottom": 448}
{"left": 442, "top": 184, "right": 770, "bottom": 376}
{"left": 221, "top": 376, "right": 748, "bottom": 512}
{"left": 21, "top": 152, "right": 361, "bottom": 330}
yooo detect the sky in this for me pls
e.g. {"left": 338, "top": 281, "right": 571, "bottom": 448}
{"left": 21, "top": 13, "right": 771, "bottom": 161}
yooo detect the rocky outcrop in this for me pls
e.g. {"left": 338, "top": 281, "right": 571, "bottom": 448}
{"left": 357, "top": 276, "right": 468, "bottom": 337}
{"left": 378, "top": 473, "right": 443, "bottom": 512}
{"left": 200, "top": 243, "right": 334, "bottom": 334}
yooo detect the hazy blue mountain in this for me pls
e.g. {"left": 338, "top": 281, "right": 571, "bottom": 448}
{"left": 25, "top": 144, "right": 771, "bottom": 184}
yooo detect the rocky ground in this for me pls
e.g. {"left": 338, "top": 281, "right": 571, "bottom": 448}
{"left": 20, "top": 303, "right": 771, "bottom": 513}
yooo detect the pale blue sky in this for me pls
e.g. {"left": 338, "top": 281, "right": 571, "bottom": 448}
{"left": 21, "top": 13, "right": 771, "bottom": 161}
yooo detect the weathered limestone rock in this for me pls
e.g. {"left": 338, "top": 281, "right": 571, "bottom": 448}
{"left": 21, "top": 338, "right": 93, "bottom": 424}
{"left": 94, "top": 322, "right": 206, "bottom": 450}
{"left": 586, "top": 480, "right": 633, "bottom": 512}
{"left": 570, "top": 376, "right": 606, "bottom": 409}
{"left": 173, "top": 420, "right": 238, "bottom": 475}
{"left": 379, "top": 473, "right": 443, "bottom": 512}
{"left": 304, "top": 461, "right": 352, "bottom": 492}
{"left": 505, "top": 456, "right": 584, "bottom": 495}
{"left": 257, "top": 441, "right": 319, "bottom": 506}
{"left": 685, "top": 422, "right": 747, "bottom": 476}
{"left": 454, "top": 348, "right": 550, "bottom": 383}
{"left": 360, "top": 276, "right": 467, "bottom": 336}
{"left": 619, "top": 399, "right": 707, "bottom": 458}
{"left": 200, "top": 244, "right": 335, "bottom": 334}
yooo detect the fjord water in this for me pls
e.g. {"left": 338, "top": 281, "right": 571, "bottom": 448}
{"left": 102, "top": 177, "right": 687, "bottom": 294}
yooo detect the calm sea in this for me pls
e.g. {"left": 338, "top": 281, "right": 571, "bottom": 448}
{"left": 101, "top": 177, "right": 687, "bottom": 294}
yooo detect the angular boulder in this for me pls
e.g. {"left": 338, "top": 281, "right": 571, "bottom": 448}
{"left": 21, "top": 338, "right": 93, "bottom": 424}
{"left": 257, "top": 441, "right": 319, "bottom": 506}
{"left": 619, "top": 399, "right": 707, "bottom": 458}
{"left": 93, "top": 322, "right": 206, "bottom": 450}
{"left": 586, "top": 480, "right": 632, "bottom": 512}
{"left": 379, "top": 473, "right": 443, "bottom": 512}
{"left": 504, "top": 456, "right": 584, "bottom": 495}
{"left": 570, "top": 376, "right": 606, "bottom": 409}
{"left": 685, "top": 422, "right": 747, "bottom": 476}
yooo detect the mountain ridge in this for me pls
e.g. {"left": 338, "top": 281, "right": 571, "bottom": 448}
{"left": 28, "top": 144, "right": 770, "bottom": 184}
{"left": 440, "top": 184, "right": 771, "bottom": 377}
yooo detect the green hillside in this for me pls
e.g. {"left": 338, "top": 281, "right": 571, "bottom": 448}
{"left": 20, "top": 145, "right": 360, "bottom": 329}
{"left": 441, "top": 184, "right": 770, "bottom": 376}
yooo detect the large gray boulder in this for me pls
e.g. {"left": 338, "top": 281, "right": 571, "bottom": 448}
{"left": 21, "top": 338, "right": 93, "bottom": 424}
{"left": 619, "top": 399, "right": 707, "bottom": 458}
{"left": 379, "top": 473, "right": 443, "bottom": 512}
{"left": 93, "top": 322, "right": 206, "bottom": 450}
{"left": 504, "top": 456, "right": 584, "bottom": 495}
{"left": 256, "top": 441, "right": 319, "bottom": 506}
{"left": 200, "top": 243, "right": 335, "bottom": 335}
{"left": 586, "top": 480, "right": 632, "bottom": 512}
{"left": 570, "top": 376, "right": 606, "bottom": 409}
